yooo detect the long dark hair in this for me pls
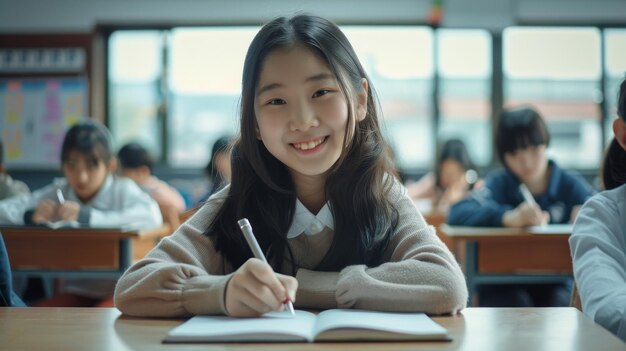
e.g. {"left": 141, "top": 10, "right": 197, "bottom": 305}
{"left": 435, "top": 138, "right": 475, "bottom": 191}
{"left": 204, "top": 14, "right": 398, "bottom": 273}
{"left": 602, "top": 77, "right": 626, "bottom": 190}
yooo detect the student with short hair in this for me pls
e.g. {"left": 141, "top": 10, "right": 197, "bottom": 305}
{"left": 0, "top": 120, "right": 162, "bottom": 306}
{"left": 0, "top": 138, "right": 30, "bottom": 200}
{"left": 570, "top": 77, "right": 626, "bottom": 342}
{"left": 114, "top": 14, "right": 467, "bottom": 318}
{"left": 447, "top": 107, "right": 594, "bottom": 307}
{"left": 118, "top": 142, "right": 186, "bottom": 213}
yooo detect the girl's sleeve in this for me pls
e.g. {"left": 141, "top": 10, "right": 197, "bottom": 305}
{"left": 88, "top": 179, "right": 163, "bottom": 229}
{"left": 114, "top": 200, "right": 232, "bottom": 317}
{"left": 295, "top": 181, "right": 468, "bottom": 315}
{"left": 447, "top": 176, "right": 513, "bottom": 227}
{"left": 569, "top": 192, "right": 626, "bottom": 342}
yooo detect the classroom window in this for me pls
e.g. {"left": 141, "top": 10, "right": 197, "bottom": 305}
{"left": 168, "top": 27, "right": 258, "bottom": 167}
{"left": 503, "top": 27, "right": 602, "bottom": 169}
{"left": 604, "top": 28, "right": 626, "bottom": 146}
{"left": 108, "top": 30, "right": 165, "bottom": 159}
{"left": 437, "top": 29, "right": 492, "bottom": 167}
{"left": 106, "top": 25, "right": 613, "bottom": 175}
{"left": 342, "top": 26, "right": 434, "bottom": 171}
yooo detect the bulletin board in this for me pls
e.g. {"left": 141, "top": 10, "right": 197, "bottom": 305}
{"left": 0, "top": 77, "right": 88, "bottom": 169}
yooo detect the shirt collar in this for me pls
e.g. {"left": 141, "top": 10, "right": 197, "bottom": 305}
{"left": 286, "top": 199, "right": 334, "bottom": 239}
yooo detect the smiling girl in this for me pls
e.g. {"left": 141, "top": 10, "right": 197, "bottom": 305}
{"left": 114, "top": 14, "right": 467, "bottom": 318}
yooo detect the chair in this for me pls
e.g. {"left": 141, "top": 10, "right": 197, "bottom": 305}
{"left": 178, "top": 205, "right": 201, "bottom": 227}
{"left": 570, "top": 281, "right": 582, "bottom": 311}
{"left": 0, "top": 233, "right": 26, "bottom": 307}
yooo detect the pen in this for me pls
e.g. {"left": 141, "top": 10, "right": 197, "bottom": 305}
{"left": 518, "top": 184, "right": 537, "bottom": 207}
{"left": 237, "top": 218, "right": 295, "bottom": 316}
{"left": 56, "top": 189, "right": 65, "bottom": 204}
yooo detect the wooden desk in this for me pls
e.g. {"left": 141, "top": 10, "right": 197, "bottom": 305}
{"left": 0, "top": 307, "right": 623, "bottom": 350}
{"left": 438, "top": 224, "right": 573, "bottom": 305}
{"left": 0, "top": 225, "right": 171, "bottom": 295}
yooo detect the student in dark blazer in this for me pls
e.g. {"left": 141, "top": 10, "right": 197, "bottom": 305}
{"left": 448, "top": 107, "right": 594, "bottom": 307}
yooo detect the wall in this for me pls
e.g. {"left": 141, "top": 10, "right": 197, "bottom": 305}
{"left": 0, "top": 0, "right": 624, "bottom": 34}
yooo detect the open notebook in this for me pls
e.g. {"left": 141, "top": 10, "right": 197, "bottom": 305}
{"left": 164, "top": 309, "right": 450, "bottom": 343}
{"left": 44, "top": 220, "right": 81, "bottom": 229}
{"left": 527, "top": 224, "right": 573, "bottom": 235}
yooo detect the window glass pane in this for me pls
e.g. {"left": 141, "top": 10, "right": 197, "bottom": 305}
{"left": 108, "top": 31, "right": 163, "bottom": 157}
{"left": 168, "top": 27, "right": 258, "bottom": 167}
{"left": 604, "top": 29, "right": 626, "bottom": 145}
{"left": 437, "top": 29, "right": 492, "bottom": 167}
{"left": 342, "top": 26, "right": 434, "bottom": 171}
{"left": 503, "top": 27, "right": 602, "bottom": 169}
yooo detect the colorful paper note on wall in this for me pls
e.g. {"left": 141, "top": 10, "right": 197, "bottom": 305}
{"left": 0, "top": 77, "right": 87, "bottom": 169}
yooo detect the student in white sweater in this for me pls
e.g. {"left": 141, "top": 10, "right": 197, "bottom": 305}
{"left": 570, "top": 77, "right": 626, "bottom": 342}
{"left": 0, "top": 120, "right": 162, "bottom": 306}
{"left": 114, "top": 14, "right": 467, "bottom": 318}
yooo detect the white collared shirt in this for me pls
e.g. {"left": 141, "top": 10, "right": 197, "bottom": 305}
{"left": 286, "top": 199, "right": 335, "bottom": 239}
{"left": 0, "top": 174, "right": 162, "bottom": 228}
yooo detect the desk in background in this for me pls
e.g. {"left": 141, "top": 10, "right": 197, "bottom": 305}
{"left": 1, "top": 225, "right": 171, "bottom": 296}
{"left": 438, "top": 224, "right": 573, "bottom": 306}
{"left": 0, "top": 307, "right": 623, "bottom": 350}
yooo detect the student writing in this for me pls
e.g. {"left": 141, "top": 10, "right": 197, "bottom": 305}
{"left": 447, "top": 107, "right": 594, "bottom": 227}
{"left": 114, "top": 14, "right": 468, "bottom": 318}
{"left": 447, "top": 107, "right": 594, "bottom": 307}
{"left": 0, "top": 120, "right": 162, "bottom": 306}
{"left": 570, "top": 77, "right": 626, "bottom": 342}
{"left": 0, "top": 121, "right": 162, "bottom": 228}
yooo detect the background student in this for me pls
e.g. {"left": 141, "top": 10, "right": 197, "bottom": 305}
{"left": 118, "top": 142, "right": 186, "bottom": 214}
{"left": 203, "top": 135, "right": 233, "bottom": 199}
{"left": 0, "top": 120, "right": 162, "bottom": 306}
{"left": 447, "top": 107, "right": 594, "bottom": 307}
{"left": 406, "top": 138, "right": 480, "bottom": 214}
{"left": 115, "top": 14, "right": 467, "bottom": 318}
{"left": 0, "top": 138, "right": 30, "bottom": 200}
{"left": 570, "top": 77, "right": 626, "bottom": 342}
{"left": 0, "top": 121, "right": 162, "bottom": 228}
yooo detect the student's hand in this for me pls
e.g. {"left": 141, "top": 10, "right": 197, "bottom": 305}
{"left": 224, "top": 258, "right": 297, "bottom": 317}
{"left": 439, "top": 179, "right": 467, "bottom": 208}
{"left": 502, "top": 202, "right": 549, "bottom": 227}
{"left": 32, "top": 199, "right": 59, "bottom": 223}
{"left": 57, "top": 201, "right": 81, "bottom": 221}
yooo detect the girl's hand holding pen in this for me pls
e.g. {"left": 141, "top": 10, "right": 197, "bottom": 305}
{"left": 224, "top": 258, "right": 297, "bottom": 317}
{"left": 32, "top": 199, "right": 58, "bottom": 223}
{"left": 502, "top": 202, "right": 549, "bottom": 227}
{"left": 57, "top": 201, "right": 80, "bottom": 221}
{"left": 32, "top": 200, "right": 81, "bottom": 223}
